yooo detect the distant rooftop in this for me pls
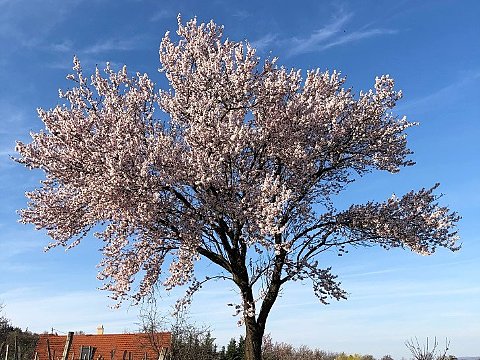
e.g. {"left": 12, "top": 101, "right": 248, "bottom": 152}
{"left": 35, "top": 332, "right": 171, "bottom": 360}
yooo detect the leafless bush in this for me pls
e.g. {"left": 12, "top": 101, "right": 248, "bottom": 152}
{"left": 138, "top": 302, "right": 217, "bottom": 360}
{"left": 262, "top": 334, "right": 339, "bottom": 360}
{"left": 405, "top": 337, "right": 451, "bottom": 360}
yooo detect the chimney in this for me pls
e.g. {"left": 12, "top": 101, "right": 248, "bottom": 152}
{"left": 97, "top": 325, "right": 104, "bottom": 335}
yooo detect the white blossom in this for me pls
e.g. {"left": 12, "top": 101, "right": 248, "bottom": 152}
{"left": 15, "top": 16, "right": 459, "bottom": 331}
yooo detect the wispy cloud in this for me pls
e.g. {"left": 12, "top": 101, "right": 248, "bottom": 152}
{"left": 48, "top": 40, "right": 74, "bottom": 53}
{"left": 0, "top": 101, "right": 31, "bottom": 137}
{"left": 249, "top": 10, "right": 397, "bottom": 57}
{"left": 0, "top": 232, "right": 45, "bottom": 262}
{"left": 82, "top": 36, "right": 145, "bottom": 55}
{"left": 0, "top": 239, "right": 43, "bottom": 274}
{"left": 0, "top": 0, "right": 84, "bottom": 50}
{"left": 396, "top": 69, "right": 480, "bottom": 113}
{"left": 232, "top": 10, "right": 250, "bottom": 20}
{"left": 289, "top": 12, "right": 352, "bottom": 55}
{"left": 0, "top": 288, "right": 140, "bottom": 334}
{"left": 250, "top": 33, "right": 277, "bottom": 53}
{"left": 149, "top": 9, "right": 173, "bottom": 23}
{"left": 287, "top": 11, "right": 397, "bottom": 56}
{"left": 341, "top": 267, "right": 398, "bottom": 279}
{"left": 320, "top": 28, "right": 397, "bottom": 51}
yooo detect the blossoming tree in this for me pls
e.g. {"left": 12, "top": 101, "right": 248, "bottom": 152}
{"left": 16, "top": 17, "right": 459, "bottom": 360}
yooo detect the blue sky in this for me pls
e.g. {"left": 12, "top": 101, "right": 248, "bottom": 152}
{"left": 0, "top": 0, "right": 479, "bottom": 358}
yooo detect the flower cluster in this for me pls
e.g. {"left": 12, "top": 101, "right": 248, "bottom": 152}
{"left": 16, "top": 17, "right": 459, "bottom": 315}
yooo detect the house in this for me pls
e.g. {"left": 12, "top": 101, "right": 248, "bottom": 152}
{"left": 34, "top": 326, "right": 171, "bottom": 360}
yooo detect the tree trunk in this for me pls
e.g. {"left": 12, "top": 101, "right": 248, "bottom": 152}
{"left": 244, "top": 319, "right": 264, "bottom": 360}
{"left": 231, "top": 236, "right": 285, "bottom": 360}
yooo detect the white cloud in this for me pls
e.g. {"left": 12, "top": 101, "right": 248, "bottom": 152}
{"left": 251, "top": 33, "right": 277, "bottom": 53}
{"left": 320, "top": 28, "right": 398, "bottom": 51}
{"left": 48, "top": 40, "right": 74, "bottom": 53}
{"left": 0, "top": 237, "right": 42, "bottom": 261}
{"left": 250, "top": 10, "right": 398, "bottom": 57}
{"left": 396, "top": 70, "right": 480, "bottom": 113}
{"left": 0, "top": 288, "right": 140, "bottom": 334}
{"left": 82, "top": 36, "right": 145, "bottom": 55}
{"left": 288, "top": 12, "right": 352, "bottom": 56}
{"left": 0, "top": 0, "right": 84, "bottom": 50}
{"left": 0, "top": 101, "right": 30, "bottom": 136}
{"left": 287, "top": 11, "right": 397, "bottom": 56}
{"left": 149, "top": 9, "right": 173, "bottom": 22}
{"left": 232, "top": 10, "right": 250, "bottom": 20}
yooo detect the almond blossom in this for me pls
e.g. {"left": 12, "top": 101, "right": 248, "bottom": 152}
{"left": 15, "top": 16, "right": 459, "bottom": 360}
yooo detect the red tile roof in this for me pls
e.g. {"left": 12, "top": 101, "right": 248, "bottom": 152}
{"left": 35, "top": 333, "right": 171, "bottom": 360}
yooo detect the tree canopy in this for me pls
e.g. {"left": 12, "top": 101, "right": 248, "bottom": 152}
{"left": 15, "top": 16, "right": 459, "bottom": 360}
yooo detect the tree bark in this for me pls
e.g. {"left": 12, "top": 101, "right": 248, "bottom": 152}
{"left": 236, "top": 238, "right": 286, "bottom": 360}
{"left": 244, "top": 319, "right": 264, "bottom": 360}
